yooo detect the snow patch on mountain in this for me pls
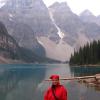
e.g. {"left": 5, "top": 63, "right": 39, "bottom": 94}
{"left": 49, "top": 9, "right": 65, "bottom": 39}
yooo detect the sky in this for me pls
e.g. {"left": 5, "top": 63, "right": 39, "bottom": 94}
{"left": 0, "top": 0, "right": 7, "bottom": 8}
{"left": 43, "top": 0, "right": 100, "bottom": 16}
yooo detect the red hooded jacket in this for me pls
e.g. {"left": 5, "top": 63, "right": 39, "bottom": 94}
{"left": 44, "top": 84, "right": 67, "bottom": 100}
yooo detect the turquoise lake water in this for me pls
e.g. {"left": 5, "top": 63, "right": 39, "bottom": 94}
{"left": 0, "top": 64, "right": 100, "bottom": 100}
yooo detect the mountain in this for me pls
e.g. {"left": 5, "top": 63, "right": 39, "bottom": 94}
{"left": 0, "top": 21, "right": 21, "bottom": 63}
{"left": 49, "top": 2, "right": 100, "bottom": 45}
{"left": 0, "top": 21, "right": 60, "bottom": 63}
{"left": 80, "top": 10, "right": 100, "bottom": 26}
{"left": 49, "top": 2, "right": 84, "bottom": 46}
{"left": 80, "top": 10, "right": 96, "bottom": 23}
{"left": 0, "top": 0, "right": 57, "bottom": 37}
{"left": 0, "top": 0, "right": 59, "bottom": 60}
{"left": 0, "top": 0, "right": 100, "bottom": 62}
{"left": 0, "top": 0, "right": 58, "bottom": 48}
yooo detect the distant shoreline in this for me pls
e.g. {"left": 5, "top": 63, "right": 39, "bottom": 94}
{"left": 80, "top": 64, "right": 100, "bottom": 67}
{"left": 70, "top": 64, "right": 100, "bottom": 67}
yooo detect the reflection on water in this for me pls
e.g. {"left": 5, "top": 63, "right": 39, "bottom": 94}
{"left": 0, "top": 64, "right": 46, "bottom": 100}
{"left": 0, "top": 64, "right": 100, "bottom": 100}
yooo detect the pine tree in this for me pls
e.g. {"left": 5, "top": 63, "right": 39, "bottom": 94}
{"left": 69, "top": 40, "right": 100, "bottom": 65}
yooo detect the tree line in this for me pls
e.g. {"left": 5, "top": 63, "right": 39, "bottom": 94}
{"left": 70, "top": 40, "right": 100, "bottom": 65}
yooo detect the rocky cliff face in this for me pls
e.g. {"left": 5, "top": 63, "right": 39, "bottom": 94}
{"left": 0, "top": 21, "right": 20, "bottom": 60}
{"left": 80, "top": 10, "right": 100, "bottom": 26}
{"left": 49, "top": 2, "right": 100, "bottom": 46}
{"left": 49, "top": 2, "right": 84, "bottom": 46}
{"left": 79, "top": 10, "right": 96, "bottom": 23}
{"left": 0, "top": 21, "right": 59, "bottom": 63}
{"left": 0, "top": 0, "right": 60, "bottom": 61}
{"left": 0, "top": 0, "right": 57, "bottom": 37}
{"left": 0, "top": 0, "right": 56, "bottom": 58}
{"left": 79, "top": 10, "right": 100, "bottom": 41}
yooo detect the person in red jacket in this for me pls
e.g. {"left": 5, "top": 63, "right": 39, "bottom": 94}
{"left": 44, "top": 74, "right": 67, "bottom": 100}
